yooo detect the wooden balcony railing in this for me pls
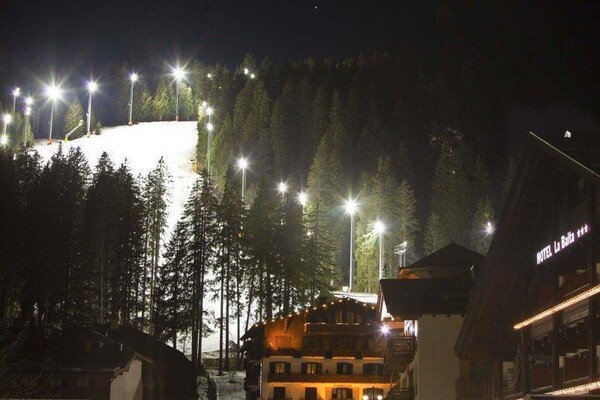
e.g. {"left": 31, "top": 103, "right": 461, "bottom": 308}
{"left": 384, "top": 335, "right": 416, "bottom": 373}
{"left": 562, "top": 354, "right": 588, "bottom": 382}
{"left": 267, "top": 373, "right": 391, "bottom": 384}
{"left": 455, "top": 379, "right": 487, "bottom": 398}
{"left": 386, "top": 386, "right": 414, "bottom": 400}
{"left": 531, "top": 365, "right": 552, "bottom": 389}
{"left": 558, "top": 272, "right": 588, "bottom": 298}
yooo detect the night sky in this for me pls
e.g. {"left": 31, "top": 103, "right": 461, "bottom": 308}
{"left": 1, "top": 0, "right": 599, "bottom": 120}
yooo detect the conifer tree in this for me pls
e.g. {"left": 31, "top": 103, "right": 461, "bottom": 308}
{"left": 64, "top": 99, "right": 85, "bottom": 139}
{"left": 153, "top": 78, "right": 175, "bottom": 120}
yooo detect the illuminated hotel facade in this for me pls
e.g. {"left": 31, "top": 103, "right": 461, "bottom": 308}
{"left": 456, "top": 132, "right": 600, "bottom": 399}
{"left": 241, "top": 297, "right": 392, "bottom": 400}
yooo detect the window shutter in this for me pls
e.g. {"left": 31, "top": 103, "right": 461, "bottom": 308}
{"left": 301, "top": 363, "right": 307, "bottom": 374}
{"left": 337, "top": 363, "right": 343, "bottom": 374}
{"left": 316, "top": 363, "right": 323, "bottom": 374}
{"left": 269, "top": 362, "right": 275, "bottom": 374}
{"left": 285, "top": 362, "right": 291, "bottom": 374}
{"left": 348, "top": 364, "right": 353, "bottom": 374}
{"left": 348, "top": 388, "right": 353, "bottom": 398}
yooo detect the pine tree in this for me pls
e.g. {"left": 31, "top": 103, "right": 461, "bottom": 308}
{"left": 138, "top": 87, "right": 154, "bottom": 122}
{"left": 423, "top": 212, "right": 444, "bottom": 256}
{"left": 64, "top": 99, "right": 85, "bottom": 139}
{"left": 142, "top": 157, "right": 171, "bottom": 332}
{"left": 153, "top": 78, "right": 175, "bottom": 121}
{"left": 185, "top": 170, "right": 218, "bottom": 369}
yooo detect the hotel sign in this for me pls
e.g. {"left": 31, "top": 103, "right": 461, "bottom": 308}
{"left": 536, "top": 223, "right": 590, "bottom": 265}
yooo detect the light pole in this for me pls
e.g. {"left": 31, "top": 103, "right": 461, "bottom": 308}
{"left": 46, "top": 84, "right": 61, "bottom": 144}
{"left": 237, "top": 157, "right": 248, "bottom": 203}
{"left": 129, "top": 73, "right": 138, "bottom": 125}
{"left": 344, "top": 198, "right": 358, "bottom": 291}
{"left": 172, "top": 66, "right": 185, "bottom": 121}
{"left": 86, "top": 81, "right": 97, "bottom": 136}
{"left": 2, "top": 113, "right": 12, "bottom": 146}
{"left": 23, "top": 106, "right": 31, "bottom": 147}
{"left": 12, "top": 87, "right": 20, "bottom": 113}
{"left": 374, "top": 220, "right": 385, "bottom": 280}
{"left": 394, "top": 241, "right": 408, "bottom": 269}
{"left": 206, "top": 105, "right": 214, "bottom": 174}
{"left": 298, "top": 191, "right": 308, "bottom": 213}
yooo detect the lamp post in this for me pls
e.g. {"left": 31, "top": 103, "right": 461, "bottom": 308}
{"left": 46, "top": 85, "right": 61, "bottom": 144}
{"left": 2, "top": 113, "right": 12, "bottom": 146}
{"left": 86, "top": 81, "right": 97, "bottom": 136}
{"left": 374, "top": 220, "right": 385, "bottom": 280}
{"left": 172, "top": 66, "right": 185, "bottom": 121}
{"left": 23, "top": 106, "right": 31, "bottom": 146}
{"left": 12, "top": 87, "right": 20, "bottom": 113}
{"left": 237, "top": 157, "right": 248, "bottom": 203}
{"left": 129, "top": 73, "right": 138, "bottom": 125}
{"left": 344, "top": 198, "right": 358, "bottom": 291}
{"left": 206, "top": 105, "right": 214, "bottom": 174}
{"left": 298, "top": 191, "right": 308, "bottom": 213}
{"left": 394, "top": 241, "right": 408, "bottom": 269}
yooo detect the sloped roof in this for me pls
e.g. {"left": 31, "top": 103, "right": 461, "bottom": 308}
{"left": 380, "top": 270, "right": 473, "bottom": 318}
{"left": 405, "top": 242, "right": 484, "bottom": 271}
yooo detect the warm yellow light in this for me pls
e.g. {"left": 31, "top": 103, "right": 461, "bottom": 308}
{"left": 548, "top": 378, "right": 600, "bottom": 395}
{"left": 513, "top": 283, "right": 600, "bottom": 330}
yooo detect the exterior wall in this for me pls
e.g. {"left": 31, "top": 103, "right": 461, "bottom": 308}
{"left": 110, "top": 358, "right": 143, "bottom": 400}
{"left": 260, "top": 356, "right": 391, "bottom": 399}
{"left": 413, "top": 315, "right": 463, "bottom": 400}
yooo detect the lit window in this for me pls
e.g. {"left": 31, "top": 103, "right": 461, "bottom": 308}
{"left": 333, "top": 388, "right": 353, "bottom": 399}
{"left": 270, "top": 362, "right": 290, "bottom": 374}
{"left": 303, "top": 362, "right": 322, "bottom": 375}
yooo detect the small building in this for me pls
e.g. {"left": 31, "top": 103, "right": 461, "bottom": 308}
{"left": 455, "top": 132, "right": 600, "bottom": 398}
{"left": 241, "top": 297, "right": 392, "bottom": 400}
{"left": 378, "top": 243, "right": 483, "bottom": 400}
{"left": 0, "top": 324, "right": 143, "bottom": 399}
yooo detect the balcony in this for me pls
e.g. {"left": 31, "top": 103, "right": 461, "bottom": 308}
{"left": 386, "top": 386, "right": 414, "bottom": 400}
{"left": 455, "top": 379, "right": 487, "bottom": 399}
{"left": 562, "top": 353, "right": 588, "bottom": 383}
{"left": 558, "top": 272, "right": 588, "bottom": 298}
{"left": 384, "top": 335, "right": 416, "bottom": 373}
{"left": 531, "top": 364, "right": 552, "bottom": 389}
{"left": 267, "top": 373, "right": 392, "bottom": 384}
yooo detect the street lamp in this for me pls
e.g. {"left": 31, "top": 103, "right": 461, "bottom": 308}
{"left": 277, "top": 182, "right": 288, "bottom": 198}
{"left": 205, "top": 105, "right": 214, "bottom": 175}
{"left": 237, "top": 157, "right": 248, "bottom": 202}
{"left": 374, "top": 220, "right": 385, "bottom": 280}
{"left": 23, "top": 106, "right": 32, "bottom": 146}
{"left": 485, "top": 221, "right": 495, "bottom": 235}
{"left": 394, "top": 241, "right": 408, "bottom": 269}
{"left": 129, "top": 73, "right": 138, "bottom": 126}
{"left": 86, "top": 81, "right": 97, "bottom": 136}
{"left": 2, "top": 113, "right": 12, "bottom": 146}
{"left": 172, "top": 66, "right": 185, "bottom": 121}
{"left": 46, "top": 84, "right": 61, "bottom": 144}
{"left": 298, "top": 191, "right": 308, "bottom": 212}
{"left": 12, "top": 87, "right": 21, "bottom": 113}
{"left": 344, "top": 198, "right": 358, "bottom": 291}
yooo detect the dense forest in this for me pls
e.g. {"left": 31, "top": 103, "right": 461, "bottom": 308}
{"left": 0, "top": 52, "right": 528, "bottom": 366}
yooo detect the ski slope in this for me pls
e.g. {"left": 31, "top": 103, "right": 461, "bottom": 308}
{"left": 35, "top": 121, "right": 198, "bottom": 236}
{"left": 35, "top": 121, "right": 233, "bottom": 353}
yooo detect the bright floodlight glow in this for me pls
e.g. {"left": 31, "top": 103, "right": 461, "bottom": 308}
{"left": 172, "top": 66, "right": 185, "bottom": 80}
{"left": 87, "top": 81, "right": 98, "bottom": 92}
{"left": 206, "top": 122, "right": 214, "bottom": 132}
{"left": 374, "top": 220, "right": 385, "bottom": 234}
{"left": 250, "top": 73, "right": 256, "bottom": 79}
{"left": 206, "top": 106, "right": 214, "bottom": 116}
{"left": 298, "top": 192, "right": 308, "bottom": 206}
{"left": 24, "top": 107, "right": 31, "bottom": 116}
{"left": 130, "top": 73, "right": 138, "bottom": 82}
{"left": 207, "top": 73, "right": 212, "bottom": 78}
{"left": 46, "top": 85, "right": 62, "bottom": 101}
{"left": 25, "top": 96, "right": 33, "bottom": 106}
{"left": 201, "top": 101, "right": 207, "bottom": 107}
{"left": 12, "top": 87, "right": 21, "bottom": 97}
{"left": 0, "top": 134, "right": 7, "bottom": 146}
{"left": 362, "top": 396, "right": 368, "bottom": 400}
{"left": 237, "top": 157, "right": 248, "bottom": 170}
{"left": 345, "top": 198, "right": 358, "bottom": 215}
{"left": 243, "top": 68, "right": 249, "bottom": 75}
{"left": 278, "top": 182, "right": 288, "bottom": 194}
{"left": 3, "top": 114, "right": 12, "bottom": 124}
{"left": 377, "top": 395, "right": 383, "bottom": 400}
{"left": 485, "top": 221, "right": 494, "bottom": 235}
{"left": 380, "top": 325, "right": 390, "bottom": 334}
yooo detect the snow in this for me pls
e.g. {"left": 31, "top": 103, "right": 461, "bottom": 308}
{"left": 34, "top": 121, "right": 235, "bottom": 353}
{"left": 209, "top": 370, "right": 246, "bottom": 400}
{"left": 35, "top": 121, "right": 198, "bottom": 234}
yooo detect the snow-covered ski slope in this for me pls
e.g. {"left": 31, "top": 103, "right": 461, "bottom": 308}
{"left": 35, "top": 121, "right": 199, "bottom": 233}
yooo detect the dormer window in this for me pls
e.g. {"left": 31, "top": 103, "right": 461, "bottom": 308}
{"left": 335, "top": 310, "right": 362, "bottom": 323}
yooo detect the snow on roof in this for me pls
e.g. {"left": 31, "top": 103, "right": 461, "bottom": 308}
{"left": 331, "top": 291, "right": 378, "bottom": 304}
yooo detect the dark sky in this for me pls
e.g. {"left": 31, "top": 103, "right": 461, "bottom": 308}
{"left": 0, "top": 0, "right": 599, "bottom": 114}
